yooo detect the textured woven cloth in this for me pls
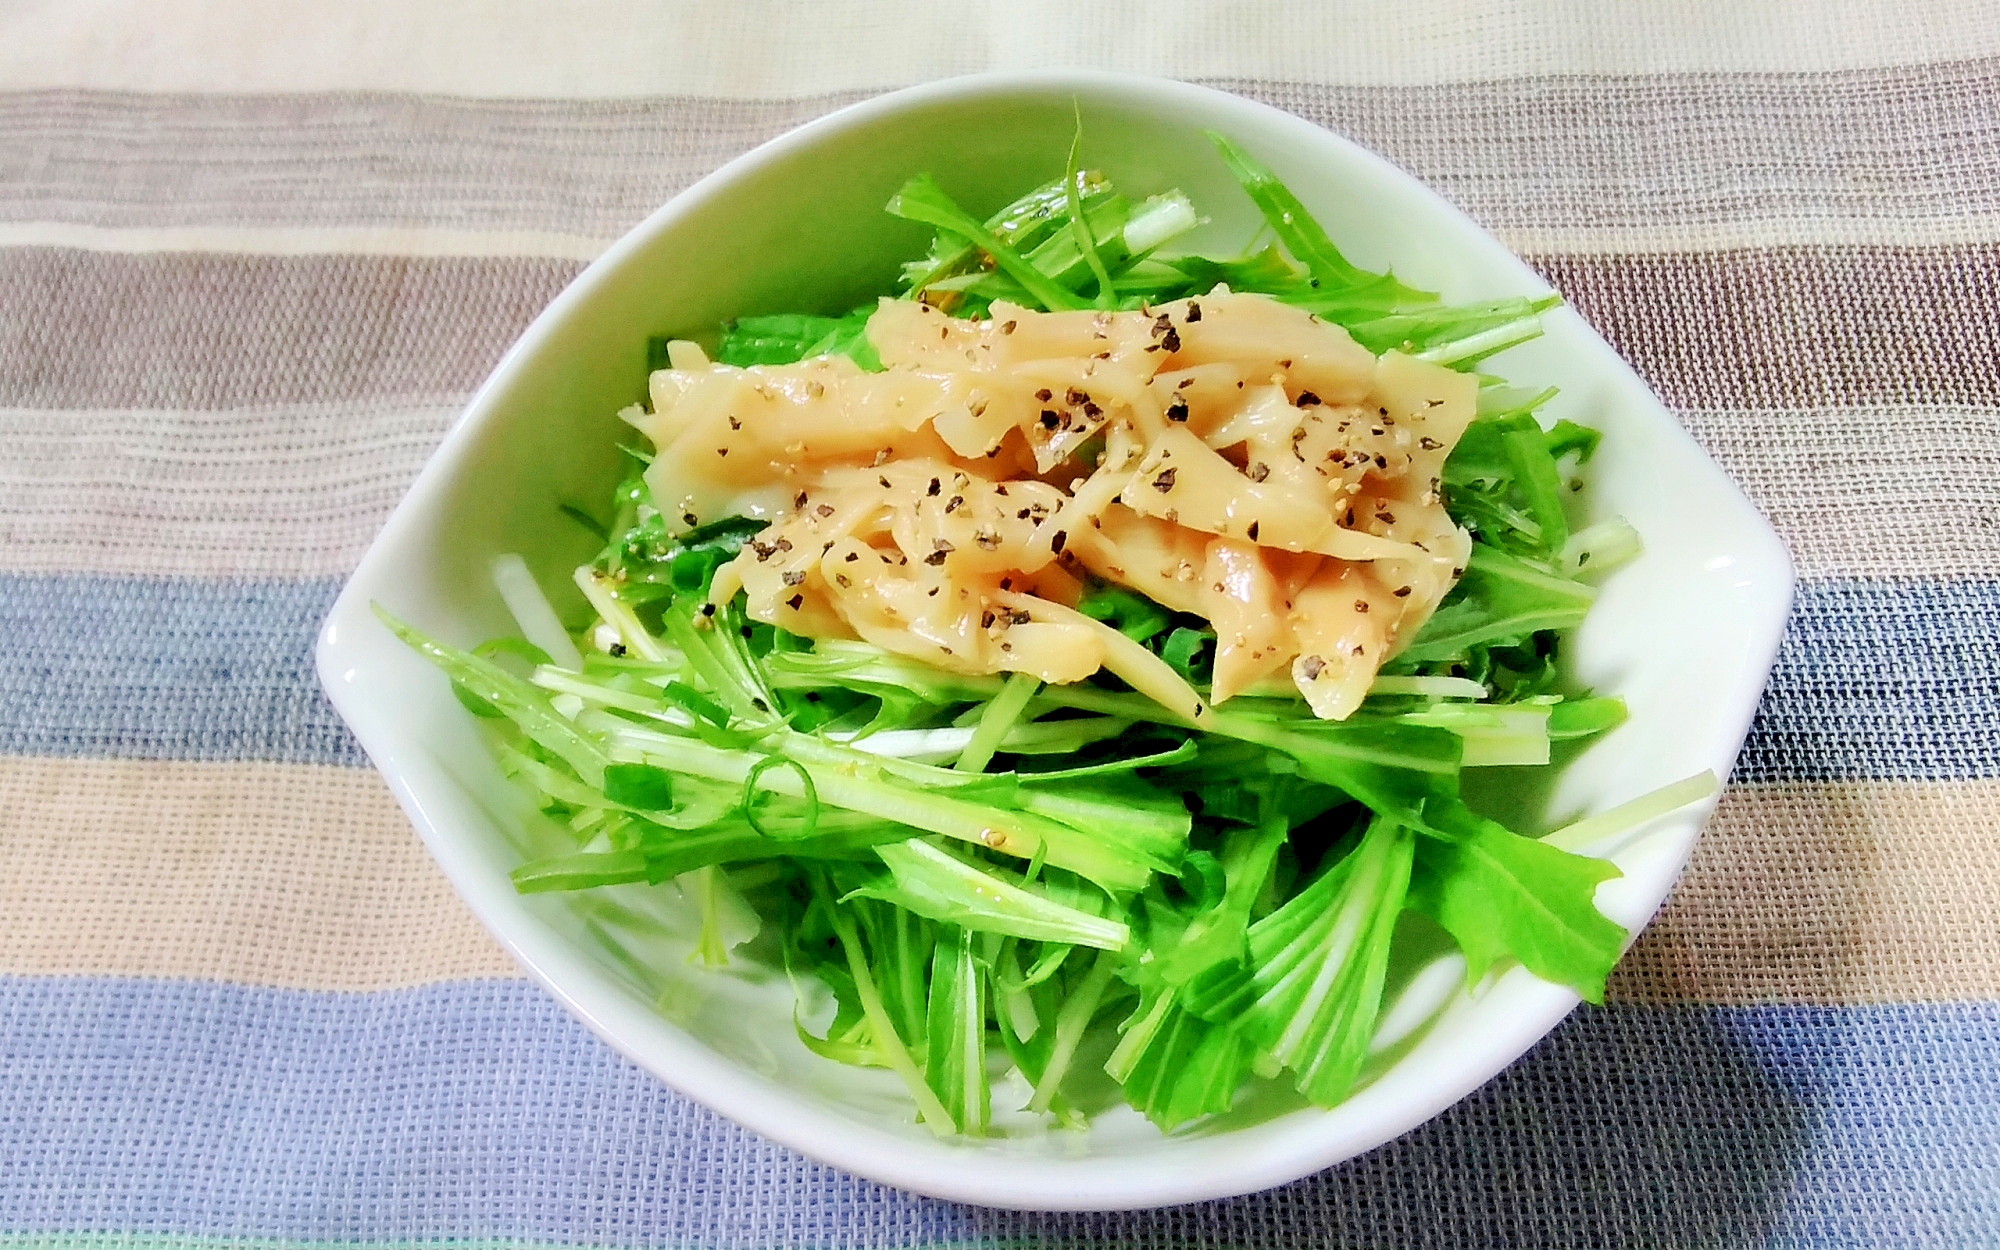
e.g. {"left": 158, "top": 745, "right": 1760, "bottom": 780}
{"left": 3, "top": 3, "right": 1999, "bottom": 1246}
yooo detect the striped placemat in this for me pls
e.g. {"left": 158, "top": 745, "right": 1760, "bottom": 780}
{"left": 3, "top": 4, "right": 1996, "bottom": 1246}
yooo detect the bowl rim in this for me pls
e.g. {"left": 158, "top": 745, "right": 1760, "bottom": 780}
{"left": 318, "top": 68, "right": 1796, "bottom": 1210}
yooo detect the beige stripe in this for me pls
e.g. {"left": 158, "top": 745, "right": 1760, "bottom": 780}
{"left": 0, "top": 755, "right": 517, "bottom": 989}
{"left": 7, "top": 67, "right": 1999, "bottom": 250}
{"left": 3, "top": 402, "right": 1988, "bottom": 582}
{"left": 1612, "top": 780, "right": 2000, "bottom": 1006}
{"left": 0, "top": 400, "right": 458, "bottom": 578}
{"left": 0, "top": 222, "right": 611, "bottom": 261}
{"left": 1680, "top": 406, "right": 2000, "bottom": 580}
{"left": 0, "top": 754, "right": 1990, "bottom": 1003}
{"left": 4, "top": 1, "right": 1997, "bottom": 97}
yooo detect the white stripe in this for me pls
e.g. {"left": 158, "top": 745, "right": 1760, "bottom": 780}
{"left": 0, "top": 221, "right": 610, "bottom": 261}
{"left": 3, "top": 0, "right": 1997, "bottom": 99}
{"left": 1679, "top": 404, "right": 2000, "bottom": 580}
{"left": 7, "top": 215, "right": 2000, "bottom": 262}
{"left": 0, "top": 400, "right": 460, "bottom": 579}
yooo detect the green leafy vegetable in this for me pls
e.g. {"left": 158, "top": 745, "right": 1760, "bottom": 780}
{"left": 375, "top": 130, "right": 1715, "bottom": 1140}
{"left": 1407, "top": 817, "right": 1626, "bottom": 1000}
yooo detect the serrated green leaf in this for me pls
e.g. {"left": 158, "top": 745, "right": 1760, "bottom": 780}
{"left": 1407, "top": 818, "right": 1626, "bottom": 1002}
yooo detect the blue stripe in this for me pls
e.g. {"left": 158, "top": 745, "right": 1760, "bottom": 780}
{"left": 2, "top": 573, "right": 1996, "bottom": 782}
{"left": 1736, "top": 579, "right": 2000, "bottom": 783}
{"left": 0, "top": 977, "right": 1992, "bottom": 1248}
{"left": 0, "top": 574, "right": 360, "bottom": 766}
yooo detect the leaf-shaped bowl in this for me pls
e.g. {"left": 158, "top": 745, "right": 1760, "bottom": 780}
{"left": 316, "top": 71, "right": 1793, "bottom": 1210}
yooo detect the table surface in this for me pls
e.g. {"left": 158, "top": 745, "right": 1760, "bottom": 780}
{"left": 3, "top": 3, "right": 1997, "bottom": 1246}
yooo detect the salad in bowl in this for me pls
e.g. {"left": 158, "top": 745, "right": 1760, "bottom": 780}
{"left": 321, "top": 73, "right": 1790, "bottom": 1209}
{"left": 383, "top": 133, "right": 1706, "bottom": 1136}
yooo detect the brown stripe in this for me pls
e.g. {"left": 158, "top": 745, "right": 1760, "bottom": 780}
{"left": 4, "top": 61, "right": 1998, "bottom": 240}
{"left": 1531, "top": 245, "right": 2000, "bottom": 410}
{"left": 0, "top": 248, "right": 580, "bottom": 409}
{"left": 1612, "top": 780, "right": 2000, "bottom": 1006}
{"left": 7, "top": 243, "right": 1997, "bottom": 412}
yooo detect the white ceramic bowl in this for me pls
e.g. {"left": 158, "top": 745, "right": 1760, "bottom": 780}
{"left": 317, "top": 72, "right": 1793, "bottom": 1210}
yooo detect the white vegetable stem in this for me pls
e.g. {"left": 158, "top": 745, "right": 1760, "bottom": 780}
{"left": 491, "top": 553, "right": 584, "bottom": 670}
{"left": 572, "top": 566, "right": 669, "bottom": 661}
{"left": 835, "top": 717, "right": 1128, "bottom": 766}
{"left": 1559, "top": 517, "right": 1644, "bottom": 577}
{"left": 1540, "top": 770, "right": 1718, "bottom": 854}
{"left": 1121, "top": 192, "right": 1200, "bottom": 255}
